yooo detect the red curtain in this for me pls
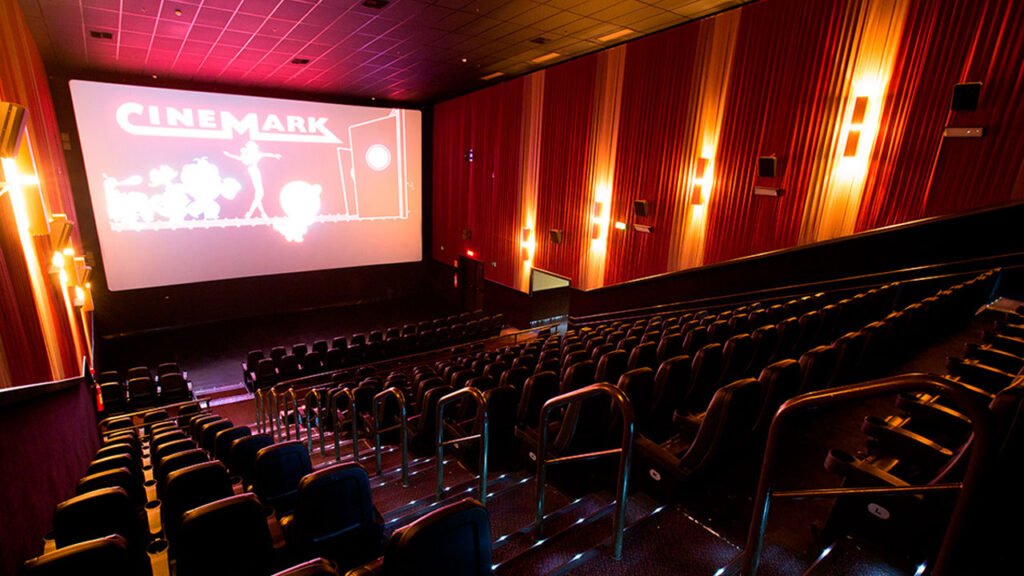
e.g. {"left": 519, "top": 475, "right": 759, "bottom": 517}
{"left": 856, "top": 0, "right": 997, "bottom": 230}
{"left": 604, "top": 25, "right": 699, "bottom": 285}
{"left": 0, "top": 196, "right": 51, "bottom": 386}
{"left": 924, "top": 0, "right": 1024, "bottom": 216}
{"left": 703, "top": 0, "right": 852, "bottom": 265}
{"left": 533, "top": 55, "right": 599, "bottom": 284}
{"left": 432, "top": 78, "right": 525, "bottom": 286}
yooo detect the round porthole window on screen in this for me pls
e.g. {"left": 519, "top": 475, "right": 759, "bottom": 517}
{"left": 366, "top": 144, "right": 392, "bottom": 171}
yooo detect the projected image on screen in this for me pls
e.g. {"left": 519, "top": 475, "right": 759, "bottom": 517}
{"left": 69, "top": 80, "right": 422, "bottom": 291}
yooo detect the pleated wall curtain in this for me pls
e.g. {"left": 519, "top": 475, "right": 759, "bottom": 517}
{"left": 604, "top": 25, "right": 699, "bottom": 285}
{"left": 703, "top": 0, "right": 852, "bottom": 265}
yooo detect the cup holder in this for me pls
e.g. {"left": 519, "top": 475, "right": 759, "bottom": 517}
{"left": 144, "top": 499, "right": 161, "bottom": 510}
{"left": 143, "top": 465, "right": 153, "bottom": 471}
{"left": 147, "top": 539, "right": 169, "bottom": 555}
{"left": 263, "top": 505, "right": 276, "bottom": 518}
{"left": 144, "top": 479, "right": 157, "bottom": 488}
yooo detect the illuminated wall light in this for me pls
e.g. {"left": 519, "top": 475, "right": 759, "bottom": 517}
{"left": 614, "top": 221, "right": 627, "bottom": 231}
{"left": 691, "top": 157, "right": 711, "bottom": 205}
{"left": 590, "top": 201, "right": 605, "bottom": 239}
{"left": 73, "top": 286, "right": 86, "bottom": 308}
{"left": 850, "top": 96, "right": 869, "bottom": 125}
{"left": 62, "top": 248, "right": 78, "bottom": 287}
{"left": 49, "top": 251, "right": 63, "bottom": 274}
{"left": 843, "top": 130, "right": 862, "bottom": 157}
{"left": 466, "top": 249, "right": 475, "bottom": 258}
{"left": 49, "top": 214, "right": 73, "bottom": 252}
{"left": 520, "top": 227, "right": 535, "bottom": 262}
{"left": 531, "top": 52, "right": 560, "bottom": 64}
{"left": 74, "top": 256, "right": 91, "bottom": 285}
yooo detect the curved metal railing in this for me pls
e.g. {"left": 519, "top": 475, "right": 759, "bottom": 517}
{"left": 730, "top": 373, "right": 996, "bottom": 576}
{"left": 330, "top": 387, "right": 360, "bottom": 463}
{"left": 373, "top": 387, "right": 409, "bottom": 487}
{"left": 436, "top": 387, "right": 489, "bottom": 506}
{"left": 534, "top": 382, "right": 635, "bottom": 560}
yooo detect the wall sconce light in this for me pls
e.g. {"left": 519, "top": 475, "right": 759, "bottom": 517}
{"left": 850, "top": 96, "right": 869, "bottom": 125}
{"left": 61, "top": 248, "right": 78, "bottom": 287}
{"left": 843, "top": 96, "right": 870, "bottom": 157}
{"left": 520, "top": 227, "right": 534, "bottom": 261}
{"left": 843, "top": 130, "right": 862, "bottom": 157}
{"left": 691, "top": 157, "right": 710, "bottom": 205}
{"left": 614, "top": 221, "right": 627, "bottom": 231}
{"left": 591, "top": 201, "right": 604, "bottom": 239}
{"left": 73, "top": 286, "right": 86, "bottom": 308}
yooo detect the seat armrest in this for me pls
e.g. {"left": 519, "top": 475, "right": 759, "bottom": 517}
{"left": 861, "top": 416, "right": 953, "bottom": 469}
{"left": 894, "top": 394, "right": 973, "bottom": 438}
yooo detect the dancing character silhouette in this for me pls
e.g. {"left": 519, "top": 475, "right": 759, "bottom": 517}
{"left": 225, "top": 141, "right": 281, "bottom": 219}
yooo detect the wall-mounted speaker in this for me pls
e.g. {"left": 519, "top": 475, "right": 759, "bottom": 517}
{"left": 461, "top": 229, "right": 472, "bottom": 240}
{"left": 0, "top": 102, "right": 28, "bottom": 158}
{"left": 757, "top": 156, "right": 777, "bottom": 179}
{"left": 549, "top": 229, "right": 563, "bottom": 244}
{"left": 633, "top": 199, "right": 649, "bottom": 217}
{"left": 951, "top": 82, "right": 982, "bottom": 111}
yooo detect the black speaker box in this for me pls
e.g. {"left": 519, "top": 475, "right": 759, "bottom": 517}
{"left": 633, "top": 200, "right": 649, "bottom": 217}
{"left": 549, "top": 229, "right": 563, "bottom": 244}
{"left": 757, "top": 156, "right": 776, "bottom": 179}
{"left": 0, "top": 102, "right": 28, "bottom": 158}
{"left": 951, "top": 82, "right": 982, "bottom": 111}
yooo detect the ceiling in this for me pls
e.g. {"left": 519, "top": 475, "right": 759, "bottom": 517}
{"left": 19, "top": 0, "right": 749, "bottom": 104}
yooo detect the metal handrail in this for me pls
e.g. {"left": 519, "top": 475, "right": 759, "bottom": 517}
{"left": 372, "top": 387, "right": 409, "bottom": 487}
{"left": 534, "top": 382, "right": 634, "bottom": 560}
{"left": 286, "top": 387, "right": 303, "bottom": 441}
{"left": 254, "top": 388, "right": 265, "bottom": 433}
{"left": 732, "top": 373, "right": 995, "bottom": 576}
{"left": 269, "top": 384, "right": 292, "bottom": 440}
{"left": 436, "top": 387, "right": 488, "bottom": 506}
{"left": 330, "top": 387, "right": 359, "bottom": 463}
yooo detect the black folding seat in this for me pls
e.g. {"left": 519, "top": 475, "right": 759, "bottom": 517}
{"left": 467, "top": 375, "right": 496, "bottom": 392}
{"left": 647, "top": 355, "right": 691, "bottom": 443}
{"left": 771, "top": 317, "right": 800, "bottom": 362}
{"left": 94, "top": 442, "right": 139, "bottom": 463}
{"left": 627, "top": 341, "right": 658, "bottom": 371}
{"left": 152, "top": 429, "right": 188, "bottom": 452}
{"left": 88, "top": 453, "right": 144, "bottom": 489}
{"left": 641, "top": 329, "right": 661, "bottom": 344}
{"left": 383, "top": 337, "right": 403, "bottom": 357}
{"left": 515, "top": 371, "right": 560, "bottom": 428}
{"left": 817, "top": 303, "right": 843, "bottom": 344}
{"left": 681, "top": 325, "right": 708, "bottom": 357}
{"left": 98, "top": 382, "right": 128, "bottom": 414}
{"left": 635, "top": 378, "right": 762, "bottom": 501}
{"left": 798, "top": 344, "right": 839, "bottom": 394}
{"left": 409, "top": 385, "right": 453, "bottom": 454}
{"left": 586, "top": 342, "right": 612, "bottom": 363}
{"left": 254, "top": 441, "right": 314, "bottom": 517}
{"left": 176, "top": 493, "right": 278, "bottom": 576}
{"left": 127, "top": 377, "right": 157, "bottom": 409}
{"left": 270, "top": 346, "right": 288, "bottom": 367}
{"left": 97, "top": 370, "right": 121, "bottom": 384}
{"left": 448, "top": 385, "right": 519, "bottom": 471}
{"left": 616, "top": 335, "right": 641, "bottom": 352}
{"left": 77, "top": 468, "right": 146, "bottom": 508}
{"left": 189, "top": 414, "right": 222, "bottom": 439}
{"left": 156, "top": 362, "right": 181, "bottom": 379}
{"left": 560, "top": 350, "right": 588, "bottom": 374}
{"left": 751, "top": 359, "right": 802, "bottom": 438}
{"left": 794, "top": 310, "right": 823, "bottom": 354}
{"left": 273, "top": 558, "right": 339, "bottom": 575}
{"left": 53, "top": 486, "right": 149, "bottom": 554}
{"left": 728, "top": 314, "right": 749, "bottom": 337}
{"left": 331, "top": 336, "right": 348, "bottom": 352}
{"left": 680, "top": 343, "right": 724, "bottom": 414}
{"left": 279, "top": 354, "right": 302, "bottom": 380}
{"left": 747, "top": 308, "right": 770, "bottom": 330}
{"left": 746, "top": 324, "right": 779, "bottom": 378}
{"left": 153, "top": 439, "right": 196, "bottom": 472}
{"left": 200, "top": 419, "right": 234, "bottom": 453}
{"left": 656, "top": 332, "right": 684, "bottom": 364}
{"left": 346, "top": 498, "right": 490, "bottom": 576}
{"left": 963, "top": 342, "right": 1024, "bottom": 374}
{"left": 284, "top": 463, "right": 384, "bottom": 571}
{"left": 592, "top": 349, "right": 629, "bottom": 387}
{"left": 229, "top": 433, "right": 275, "bottom": 488}
{"left": 23, "top": 534, "right": 148, "bottom": 576}
{"left": 127, "top": 366, "right": 151, "bottom": 381}
{"left": 707, "top": 319, "right": 733, "bottom": 344}
{"left": 616, "top": 368, "right": 656, "bottom": 431}
{"left": 254, "top": 358, "right": 278, "bottom": 390}
{"left": 560, "top": 360, "right": 595, "bottom": 393}
{"left": 155, "top": 373, "right": 188, "bottom": 404}
{"left": 720, "top": 333, "right": 754, "bottom": 386}
{"left": 244, "top": 351, "right": 265, "bottom": 383}
{"left": 162, "top": 461, "right": 235, "bottom": 543}
{"left": 157, "top": 448, "right": 209, "bottom": 490}
{"left": 105, "top": 417, "right": 134, "bottom": 432}
{"left": 945, "top": 356, "right": 1016, "bottom": 393}
{"left": 831, "top": 331, "right": 867, "bottom": 386}
{"left": 782, "top": 298, "right": 805, "bottom": 319}
{"left": 176, "top": 402, "right": 202, "bottom": 423}
{"left": 307, "top": 351, "right": 328, "bottom": 371}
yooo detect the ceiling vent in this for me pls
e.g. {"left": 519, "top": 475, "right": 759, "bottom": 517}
{"left": 362, "top": 0, "right": 389, "bottom": 8}
{"left": 89, "top": 30, "right": 113, "bottom": 40}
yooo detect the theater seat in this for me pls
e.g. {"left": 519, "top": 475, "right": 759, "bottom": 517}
{"left": 274, "top": 558, "right": 340, "bottom": 576}
{"left": 616, "top": 367, "right": 655, "bottom": 434}
{"left": 23, "top": 534, "right": 150, "bottom": 576}
{"left": 285, "top": 463, "right": 384, "bottom": 571}
{"left": 647, "top": 355, "right": 691, "bottom": 443}
{"left": 214, "top": 426, "right": 252, "bottom": 463}
{"left": 162, "top": 461, "right": 235, "bottom": 543}
{"left": 595, "top": 349, "right": 628, "bottom": 385}
{"left": 348, "top": 498, "right": 491, "bottom": 576}
{"left": 751, "top": 359, "right": 801, "bottom": 438}
{"left": 53, "top": 487, "right": 148, "bottom": 552}
{"left": 680, "top": 343, "right": 723, "bottom": 414}
{"left": 229, "top": 434, "right": 275, "bottom": 489}
{"left": 77, "top": 467, "right": 146, "bottom": 508}
{"left": 176, "top": 493, "right": 278, "bottom": 576}
{"left": 254, "top": 442, "right": 314, "bottom": 517}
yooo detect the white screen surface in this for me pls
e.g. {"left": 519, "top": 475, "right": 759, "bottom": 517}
{"left": 69, "top": 80, "right": 422, "bottom": 291}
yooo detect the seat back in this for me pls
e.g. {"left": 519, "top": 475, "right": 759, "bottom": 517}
{"left": 229, "top": 433, "right": 275, "bottom": 487}
{"left": 682, "top": 343, "right": 724, "bottom": 413}
{"left": 53, "top": 487, "right": 147, "bottom": 550}
{"left": 720, "top": 333, "right": 754, "bottom": 385}
{"left": 253, "top": 441, "right": 313, "bottom": 516}
{"left": 292, "top": 463, "right": 384, "bottom": 570}
{"left": 214, "top": 426, "right": 251, "bottom": 462}
{"left": 127, "top": 377, "right": 157, "bottom": 408}
{"left": 383, "top": 498, "right": 491, "bottom": 576}
{"left": 748, "top": 325, "right": 779, "bottom": 378}
{"left": 176, "top": 493, "right": 276, "bottom": 576}
{"left": 648, "top": 355, "right": 692, "bottom": 442}
{"left": 160, "top": 373, "right": 190, "bottom": 402}
{"left": 752, "top": 359, "right": 802, "bottom": 436}
{"left": 153, "top": 437, "right": 195, "bottom": 468}
{"left": 98, "top": 383, "right": 127, "bottom": 413}
{"left": 23, "top": 534, "right": 146, "bottom": 576}
{"left": 656, "top": 333, "right": 684, "bottom": 364}
{"left": 798, "top": 344, "right": 839, "bottom": 394}
{"left": 627, "top": 341, "right": 658, "bottom": 371}
{"left": 559, "top": 360, "right": 596, "bottom": 394}
{"left": 516, "top": 371, "right": 560, "bottom": 428}
{"left": 200, "top": 419, "right": 234, "bottom": 453}
{"left": 162, "top": 461, "right": 234, "bottom": 542}
{"left": 677, "top": 378, "right": 762, "bottom": 475}
{"left": 616, "top": 368, "right": 655, "bottom": 432}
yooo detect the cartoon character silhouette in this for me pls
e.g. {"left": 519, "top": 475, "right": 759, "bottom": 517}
{"left": 273, "top": 181, "right": 322, "bottom": 242}
{"left": 102, "top": 174, "right": 154, "bottom": 225}
{"left": 225, "top": 141, "right": 281, "bottom": 219}
{"left": 182, "top": 157, "right": 240, "bottom": 220}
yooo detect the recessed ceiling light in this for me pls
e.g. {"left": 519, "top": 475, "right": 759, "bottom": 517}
{"left": 481, "top": 72, "right": 504, "bottom": 80}
{"left": 362, "top": 0, "right": 388, "bottom": 8}
{"left": 530, "top": 37, "right": 549, "bottom": 44}
{"left": 174, "top": 8, "right": 182, "bottom": 16}
{"left": 291, "top": 58, "right": 310, "bottom": 64}
{"left": 461, "top": 57, "right": 467, "bottom": 63}
{"left": 89, "top": 30, "right": 113, "bottom": 40}
{"left": 531, "top": 52, "right": 560, "bottom": 64}
{"left": 597, "top": 28, "right": 634, "bottom": 43}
